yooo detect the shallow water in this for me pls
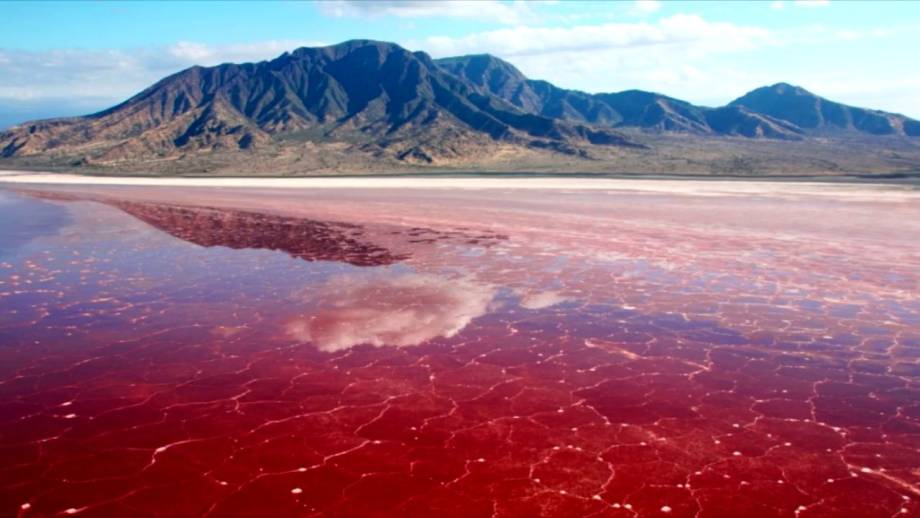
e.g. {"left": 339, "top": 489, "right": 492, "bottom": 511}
{"left": 0, "top": 183, "right": 918, "bottom": 518}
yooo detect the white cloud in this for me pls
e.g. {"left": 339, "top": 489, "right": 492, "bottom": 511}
{"left": 167, "top": 41, "right": 213, "bottom": 62}
{"left": 418, "top": 14, "right": 773, "bottom": 58}
{"left": 286, "top": 273, "right": 494, "bottom": 352}
{"left": 317, "top": 0, "right": 541, "bottom": 24}
{"left": 770, "top": 1, "right": 785, "bottom": 10}
{"left": 412, "top": 14, "right": 774, "bottom": 102}
{"left": 166, "top": 40, "right": 322, "bottom": 65}
{"left": 631, "top": 0, "right": 661, "bottom": 15}
{"left": 0, "top": 40, "right": 319, "bottom": 123}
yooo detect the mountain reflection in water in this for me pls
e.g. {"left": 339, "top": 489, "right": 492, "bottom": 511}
{"left": 114, "top": 201, "right": 409, "bottom": 267}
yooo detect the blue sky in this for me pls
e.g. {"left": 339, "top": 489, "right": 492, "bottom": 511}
{"left": 2, "top": 0, "right": 919, "bottom": 127}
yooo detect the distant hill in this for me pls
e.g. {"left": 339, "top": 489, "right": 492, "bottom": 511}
{"left": 1, "top": 40, "right": 918, "bottom": 176}
{"left": 730, "top": 83, "right": 920, "bottom": 137}
{"left": 435, "top": 55, "right": 901, "bottom": 141}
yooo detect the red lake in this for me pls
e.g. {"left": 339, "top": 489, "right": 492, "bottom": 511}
{"left": 0, "top": 179, "right": 918, "bottom": 518}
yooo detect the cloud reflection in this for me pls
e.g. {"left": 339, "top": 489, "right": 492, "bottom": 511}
{"left": 287, "top": 273, "right": 495, "bottom": 352}
{"left": 518, "top": 290, "right": 569, "bottom": 310}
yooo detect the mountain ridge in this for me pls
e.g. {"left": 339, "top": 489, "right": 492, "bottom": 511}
{"left": 1, "top": 39, "right": 918, "bottom": 175}
{"left": 435, "top": 54, "right": 915, "bottom": 140}
{"left": 1, "top": 40, "right": 637, "bottom": 165}
{"left": 729, "top": 82, "right": 920, "bottom": 137}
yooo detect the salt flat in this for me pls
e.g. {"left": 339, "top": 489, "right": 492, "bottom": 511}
{"left": 1, "top": 170, "right": 919, "bottom": 202}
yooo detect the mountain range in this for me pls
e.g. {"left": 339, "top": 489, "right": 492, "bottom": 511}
{"left": 1, "top": 39, "right": 919, "bottom": 176}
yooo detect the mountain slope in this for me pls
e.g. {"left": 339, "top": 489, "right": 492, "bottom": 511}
{"left": 437, "top": 55, "right": 713, "bottom": 134}
{"left": 730, "top": 83, "right": 920, "bottom": 137}
{"left": 435, "top": 54, "right": 621, "bottom": 126}
{"left": 436, "top": 54, "right": 919, "bottom": 141}
{"left": 0, "top": 40, "right": 636, "bottom": 166}
{"left": 703, "top": 106, "right": 805, "bottom": 140}
{"left": 436, "top": 54, "right": 794, "bottom": 137}
{"left": 1, "top": 41, "right": 919, "bottom": 176}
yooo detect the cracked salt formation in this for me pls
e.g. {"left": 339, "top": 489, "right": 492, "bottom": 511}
{"left": 0, "top": 183, "right": 918, "bottom": 518}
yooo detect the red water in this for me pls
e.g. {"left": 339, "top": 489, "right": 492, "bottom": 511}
{"left": 0, "top": 183, "right": 918, "bottom": 518}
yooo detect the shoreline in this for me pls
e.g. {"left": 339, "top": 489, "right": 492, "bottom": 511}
{"left": 3, "top": 168, "right": 920, "bottom": 183}
{"left": 2, "top": 171, "right": 920, "bottom": 201}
